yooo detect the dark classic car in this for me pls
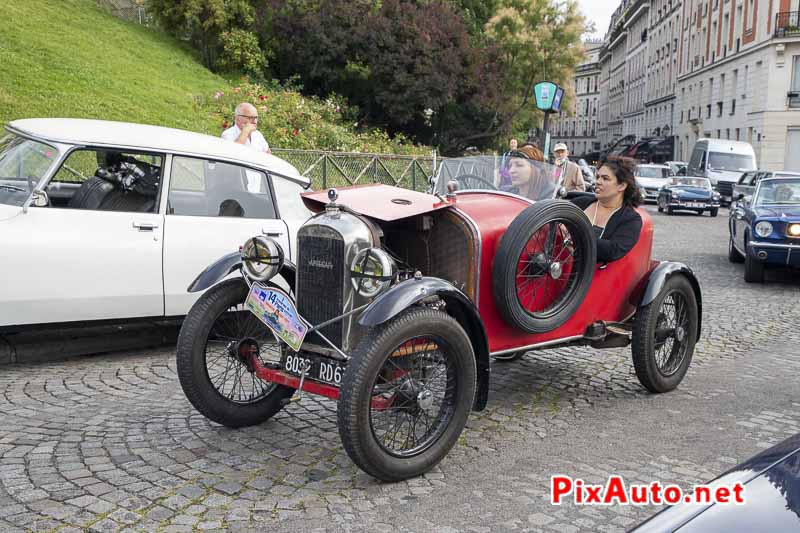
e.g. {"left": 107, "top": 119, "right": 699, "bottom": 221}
{"left": 176, "top": 155, "right": 702, "bottom": 481}
{"left": 657, "top": 177, "right": 721, "bottom": 216}
{"left": 733, "top": 170, "right": 800, "bottom": 205}
{"left": 728, "top": 176, "right": 800, "bottom": 282}
{"left": 633, "top": 432, "right": 800, "bottom": 532}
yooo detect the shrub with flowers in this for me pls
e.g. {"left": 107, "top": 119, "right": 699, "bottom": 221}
{"left": 197, "top": 79, "right": 429, "bottom": 155}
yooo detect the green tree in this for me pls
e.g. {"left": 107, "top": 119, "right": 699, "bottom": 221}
{"left": 457, "top": 0, "right": 586, "bottom": 147}
{"left": 148, "top": 0, "right": 262, "bottom": 71}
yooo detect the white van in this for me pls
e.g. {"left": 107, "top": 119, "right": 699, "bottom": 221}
{"left": 686, "top": 139, "right": 757, "bottom": 205}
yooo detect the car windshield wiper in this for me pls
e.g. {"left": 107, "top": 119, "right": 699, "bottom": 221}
{"left": 0, "top": 184, "right": 26, "bottom": 192}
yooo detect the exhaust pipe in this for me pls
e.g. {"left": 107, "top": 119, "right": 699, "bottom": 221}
{"left": 757, "top": 250, "right": 768, "bottom": 260}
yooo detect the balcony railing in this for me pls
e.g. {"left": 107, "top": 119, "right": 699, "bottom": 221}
{"left": 775, "top": 11, "right": 800, "bottom": 38}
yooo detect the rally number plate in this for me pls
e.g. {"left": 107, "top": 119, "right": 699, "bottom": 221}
{"left": 245, "top": 283, "right": 308, "bottom": 352}
{"left": 283, "top": 352, "right": 345, "bottom": 388}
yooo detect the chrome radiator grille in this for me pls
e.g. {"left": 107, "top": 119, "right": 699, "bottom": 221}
{"left": 716, "top": 181, "right": 734, "bottom": 197}
{"left": 297, "top": 226, "right": 345, "bottom": 348}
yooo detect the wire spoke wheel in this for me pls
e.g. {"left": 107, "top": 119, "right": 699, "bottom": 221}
{"left": 368, "top": 336, "right": 456, "bottom": 457}
{"left": 493, "top": 200, "right": 595, "bottom": 334}
{"left": 205, "top": 303, "right": 282, "bottom": 404}
{"left": 338, "top": 308, "right": 476, "bottom": 481}
{"left": 632, "top": 275, "right": 698, "bottom": 393}
{"left": 176, "top": 279, "right": 295, "bottom": 428}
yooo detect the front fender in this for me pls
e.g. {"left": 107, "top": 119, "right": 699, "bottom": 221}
{"left": 640, "top": 261, "right": 702, "bottom": 340}
{"left": 187, "top": 253, "right": 297, "bottom": 294}
{"left": 359, "top": 277, "right": 491, "bottom": 411}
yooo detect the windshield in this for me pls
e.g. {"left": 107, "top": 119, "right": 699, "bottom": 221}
{"left": 708, "top": 152, "right": 756, "bottom": 172}
{"left": 0, "top": 134, "right": 59, "bottom": 206}
{"left": 433, "top": 154, "right": 561, "bottom": 202}
{"left": 755, "top": 179, "right": 800, "bottom": 206}
{"left": 668, "top": 177, "right": 711, "bottom": 189}
{"left": 636, "top": 166, "right": 670, "bottom": 179}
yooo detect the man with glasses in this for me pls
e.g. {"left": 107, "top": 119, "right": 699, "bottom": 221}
{"left": 221, "top": 102, "right": 271, "bottom": 155}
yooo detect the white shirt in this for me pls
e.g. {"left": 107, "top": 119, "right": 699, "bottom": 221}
{"left": 221, "top": 124, "right": 270, "bottom": 153}
{"left": 221, "top": 125, "right": 270, "bottom": 193}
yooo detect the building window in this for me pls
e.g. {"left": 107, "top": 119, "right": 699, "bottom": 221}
{"left": 716, "top": 130, "right": 721, "bottom": 138}
{"left": 731, "top": 99, "right": 736, "bottom": 115}
{"left": 726, "top": 128, "right": 730, "bottom": 139}
{"left": 717, "top": 102, "right": 723, "bottom": 117}
{"left": 735, "top": 128, "right": 740, "bottom": 140}
{"left": 791, "top": 56, "right": 800, "bottom": 108}
{"left": 707, "top": 104, "right": 712, "bottom": 118}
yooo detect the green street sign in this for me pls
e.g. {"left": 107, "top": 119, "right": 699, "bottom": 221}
{"left": 534, "top": 81, "right": 564, "bottom": 113}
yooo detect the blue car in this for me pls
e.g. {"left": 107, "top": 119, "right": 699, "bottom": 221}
{"left": 728, "top": 177, "right": 800, "bottom": 282}
{"left": 657, "top": 177, "right": 721, "bottom": 216}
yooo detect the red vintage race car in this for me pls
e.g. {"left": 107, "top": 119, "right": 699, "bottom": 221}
{"left": 177, "top": 155, "right": 702, "bottom": 482}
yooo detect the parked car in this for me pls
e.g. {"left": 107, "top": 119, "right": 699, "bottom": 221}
{"left": 636, "top": 163, "right": 674, "bottom": 202}
{"left": 728, "top": 176, "right": 800, "bottom": 282}
{"left": 687, "top": 139, "right": 757, "bottom": 205}
{"left": 657, "top": 177, "right": 720, "bottom": 216}
{"left": 0, "top": 118, "right": 312, "bottom": 330}
{"left": 632, "top": 432, "right": 800, "bottom": 532}
{"left": 177, "top": 155, "right": 702, "bottom": 482}
{"left": 733, "top": 169, "right": 800, "bottom": 205}
{"left": 665, "top": 161, "right": 688, "bottom": 176}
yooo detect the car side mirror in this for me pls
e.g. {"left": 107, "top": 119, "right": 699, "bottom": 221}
{"left": 31, "top": 189, "right": 49, "bottom": 207}
{"left": 736, "top": 193, "right": 745, "bottom": 201}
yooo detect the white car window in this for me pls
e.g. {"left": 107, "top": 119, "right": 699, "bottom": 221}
{"left": 168, "top": 156, "right": 276, "bottom": 219}
{"left": 46, "top": 148, "right": 163, "bottom": 213}
{"left": 271, "top": 174, "right": 313, "bottom": 222}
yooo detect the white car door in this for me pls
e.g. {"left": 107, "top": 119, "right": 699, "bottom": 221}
{"left": 162, "top": 155, "right": 291, "bottom": 316}
{"left": 0, "top": 148, "right": 165, "bottom": 327}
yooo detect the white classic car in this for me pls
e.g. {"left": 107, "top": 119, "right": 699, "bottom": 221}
{"left": 0, "top": 118, "right": 312, "bottom": 330}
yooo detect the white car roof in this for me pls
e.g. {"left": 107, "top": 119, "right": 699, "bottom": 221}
{"left": 7, "top": 118, "right": 310, "bottom": 187}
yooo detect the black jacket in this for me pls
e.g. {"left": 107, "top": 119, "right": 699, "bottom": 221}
{"left": 572, "top": 196, "right": 643, "bottom": 263}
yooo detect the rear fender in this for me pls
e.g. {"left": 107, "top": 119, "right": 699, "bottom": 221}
{"left": 639, "top": 261, "right": 702, "bottom": 340}
{"left": 358, "top": 277, "right": 491, "bottom": 411}
{"left": 187, "top": 252, "right": 296, "bottom": 294}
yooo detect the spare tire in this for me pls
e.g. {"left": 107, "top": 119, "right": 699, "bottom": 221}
{"left": 492, "top": 200, "right": 596, "bottom": 333}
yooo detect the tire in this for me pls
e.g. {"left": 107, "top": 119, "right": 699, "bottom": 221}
{"left": 632, "top": 275, "right": 698, "bottom": 393}
{"left": 744, "top": 247, "right": 765, "bottom": 283}
{"left": 338, "top": 307, "right": 476, "bottom": 481}
{"left": 727, "top": 234, "right": 744, "bottom": 263}
{"left": 710, "top": 208, "right": 718, "bottom": 217}
{"left": 176, "top": 278, "right": 295, "bottom": 428}
{"left": 492, "top": 200, "right": 596, "bottom": 334}
{"left": 492, "top": 350, "right": 527, "bottom": 362}
{"left": 67, "top": 177, "right": 116, "bottom": 209}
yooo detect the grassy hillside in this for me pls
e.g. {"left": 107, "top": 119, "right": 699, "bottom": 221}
{"left": 0, "top": 0, "right": 424, "bottom": 154}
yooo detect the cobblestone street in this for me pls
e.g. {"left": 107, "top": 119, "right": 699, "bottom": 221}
{"left": 1, "top": 205, "right": 799, "bottom": 533}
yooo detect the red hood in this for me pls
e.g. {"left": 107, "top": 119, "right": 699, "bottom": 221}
{"left": 301, "top": 184, "right": 454, "bottom": 222}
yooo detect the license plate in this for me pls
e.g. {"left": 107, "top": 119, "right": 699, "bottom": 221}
{"left": 283, "top": 352, "right": 345, "bottom": 387}
{"left": 688, "top": 202, "right": 705, "bottom": 208}
{"left": 245, "top": 284, "right": 308, "bottom": 352}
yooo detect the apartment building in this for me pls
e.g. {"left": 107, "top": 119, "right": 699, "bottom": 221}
{"left": 553, "top": 41, "right": 602, "bottom": 156}
{"left": 581, "top": 0, "right": 800, "bottom": 170}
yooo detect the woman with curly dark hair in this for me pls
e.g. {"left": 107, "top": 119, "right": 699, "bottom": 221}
{"left": 571, "top": 156, "right": 644, "bottom": 262}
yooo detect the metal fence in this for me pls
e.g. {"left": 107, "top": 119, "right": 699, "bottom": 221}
{"left": 97, "top": 0, "right": 152, "bottom": 25}
{"left": 272, "top": 149, "right": 438, "bottom": 192}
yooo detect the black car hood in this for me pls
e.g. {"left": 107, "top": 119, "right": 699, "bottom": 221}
{"left": 633, "top": 433, "right": 800, "bottom": 532}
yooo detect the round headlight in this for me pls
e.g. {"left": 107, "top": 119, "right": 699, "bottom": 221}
{"left": 755, "top": 221, "right": 774, "bottom": 238}
{"left": 350, "top": 248, "right": 396, "bottom": 298}
{"left": 241, "top": 236, "right": 284, "bottom": 282}
{"left": 788, "top": 223, "right": 800, "bottom": 237}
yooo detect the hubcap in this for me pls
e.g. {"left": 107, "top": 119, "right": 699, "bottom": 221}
{"left": 675, "top": 326, "right": 686, "bottom": 342}
{"left": 417, "top": 389, "right": 434, "bottom": 411}
{"left": 550, "top": 261, "right": 563, "bottom": 280}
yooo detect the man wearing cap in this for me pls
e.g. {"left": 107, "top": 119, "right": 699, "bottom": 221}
{"left": 552, "top": 143, "right": 585, "bottom": 192}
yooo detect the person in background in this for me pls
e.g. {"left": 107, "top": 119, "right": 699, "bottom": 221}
{"left": 552, "top": 142, "right": 585, "bottom": 192}
{"left": 504, "top": 145, "right": 555, "bottom": 200}
{"left": 509, "top": 138, "right": 518, "bottom": 151}
{"left": 571, "top": 156, "right": 643, "bottom": 262}
{"left": 221, "top": 102, "right": 272, "bottom": 155}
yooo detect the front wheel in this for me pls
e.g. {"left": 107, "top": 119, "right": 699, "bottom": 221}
{"left": 337, "top": 307, "right": 476, "bottom": 481}
{"left": 176, "top": 278, "right": 295, "bottom": 427}
{"left": 710, "top": 207, "right": 719, "bottom": 217}
{"left": 631, "top": 276, "right": 698, "bottom": 393}
{"left": 744, "top": 248, "right": 765, "bottom": 283}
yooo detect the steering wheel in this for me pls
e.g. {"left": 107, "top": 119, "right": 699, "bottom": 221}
{"left": 454, "top": 174, "right": 498, "bottom": 191}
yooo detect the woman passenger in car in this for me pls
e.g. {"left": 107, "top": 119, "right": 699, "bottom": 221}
{"left": 503, "top": 145, "right": 553, "bottom": 199}
{"left": 571, "top": 156, "right": 643, "bottom": 263}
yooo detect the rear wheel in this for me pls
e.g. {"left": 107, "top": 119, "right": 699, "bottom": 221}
{"left": 176, "top": 278, "right": 295, "bottom": 427}
{"left": 493, "top": 201, "right": 595, "bottom": 334}
{"left": 338, "top": 307, "right": 476, "bottom": 481}
{"left": 632, "top": 276, "right": 698, "bottom": 393}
